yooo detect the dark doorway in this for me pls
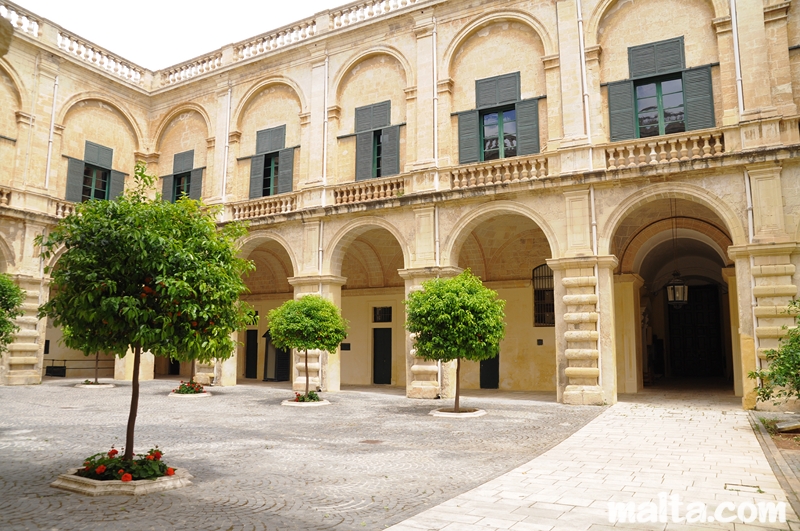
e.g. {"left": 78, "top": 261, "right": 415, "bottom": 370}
{"left": 245, "top": 329, "right": 259, "bottom": 379}
{"left": 373, "top": 328, "right": 392, "bottom": 384}
{"left": 168, "top": 357, "right": 180, "bottom": 376}
{"left": 480, "top": 354, "right": 499, "bottom": 389}
{"left": 668, "top": 285, "right": 723, "bottom": 378}
{"left": 275, "top": 347, "right": 290, "bottom": 382}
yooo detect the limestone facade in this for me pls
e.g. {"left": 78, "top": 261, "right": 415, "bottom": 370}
{"left": 1, "top": 0, "right": 799, "bottom": 408}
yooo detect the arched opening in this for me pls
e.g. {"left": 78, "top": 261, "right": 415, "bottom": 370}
{"left": 333, "top": 227, "right": 406, "bottom": 388}
{"left": 453, "top": 213, "right": 556, "bottom": 393}
{"left": 611, "top": 197, "right": 737, "bottom": 395}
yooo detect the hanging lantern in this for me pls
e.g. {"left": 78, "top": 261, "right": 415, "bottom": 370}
{"left": 666, "top": 270, "right": 688, "bottom": 309}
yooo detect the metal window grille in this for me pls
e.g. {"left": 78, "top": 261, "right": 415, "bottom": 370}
{"left": 533, "top": 264, "right": 555, "bottom": 327}
{"left": 373, "top": 307, "right": 392, "bottom": 323}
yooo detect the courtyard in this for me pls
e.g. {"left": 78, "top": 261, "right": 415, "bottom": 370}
{"left": 0, "top": 379, "right": 601, "bottom": 530}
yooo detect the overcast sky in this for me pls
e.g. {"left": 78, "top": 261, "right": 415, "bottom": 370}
{"left": 14, "top": 0, "right": 346, "bottom": 69}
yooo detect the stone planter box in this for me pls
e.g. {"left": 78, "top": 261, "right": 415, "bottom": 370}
{"left": 51, "top": 468, "right": 192, "bottom": 496}
{"left": 429, "top": 408, "right": 486, "bottom": 418}
{"left": 281, "top": 399, "right": 331, "bottom": 407}
{"left": 74, "top": 383, "right": 116, "bottom": 389}
{"left": 168, "top": 392, "right": 211, "bottom": 398}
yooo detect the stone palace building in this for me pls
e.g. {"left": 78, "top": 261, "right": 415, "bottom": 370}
{"left": 1, "top": 0, "right": 799, "bottom": 409}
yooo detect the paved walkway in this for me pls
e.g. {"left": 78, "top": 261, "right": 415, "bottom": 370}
{"left": 388, "top": 387, "right": 800, "bottom": 531}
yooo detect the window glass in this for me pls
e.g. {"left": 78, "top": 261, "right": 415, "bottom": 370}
{"left": 174, "top": 172, "right": 191, "bottom": 200}
{"left": 81, "top": 165, "right": 108, "bottom": 201}
{"left": 635, "top": 76, "right": 686, "bottom": 138}
{"left": 262, "top": 155, "right": 278, "bottom": 197}
{"left": 374, "top": 131, "right": 383, "bottom": 177}
{"left": 482, "top": 109, "right": 517, "bottom": 161}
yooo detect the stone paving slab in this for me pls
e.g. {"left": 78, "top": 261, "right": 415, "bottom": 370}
{"left": 388, "top": 390, "right": 800, "bottom": 531}
{"left": 0, "top": 379, "right": 601, "bottom": 530}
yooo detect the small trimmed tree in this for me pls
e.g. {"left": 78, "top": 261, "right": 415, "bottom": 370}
{"left": 749, "top": 299, "right": 800, "bottom": 404}
{"left": 0, "top": 273, "right": 24, "bottom": 357}
{"left": 267, "top": 295, "right": 348, "bottom": 398}
{"left": 405, "top": 270, "right": 506, "bottom": 413}
{"left": 38, "top": 162, "right": 255, "bottom": 460}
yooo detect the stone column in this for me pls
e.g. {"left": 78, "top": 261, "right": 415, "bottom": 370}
{"left": 722, "top": 267, "right": 743, "bottom": 397}
{"left": 548, "top": 256, "right": 618, "bottom": 406}
{"left": 287, "top": 275, "right": 347, "bottom": 392}
{"left": 398, "top": 266, "right": 462, "bottom": 399}
{"left": 214, "top": 333, "right": 238, "bottom": 386}
{"left": 613, "top": 274, "right": 643, "bottom": 394}
{"left": 114, "top": 348, "right": 155, "bottom": 382}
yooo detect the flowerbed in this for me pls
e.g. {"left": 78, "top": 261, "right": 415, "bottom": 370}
{"left": 172, "top": 380, "right": 205, "bottom": 394}
{"left": 76, "top": 447, "right": 174, "bottom": 481}
{"left": 294, "top": 391, "right": 320, "bottom": 402}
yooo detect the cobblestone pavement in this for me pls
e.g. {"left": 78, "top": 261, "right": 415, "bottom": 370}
{"left": 0, "top": 378, "right": 602, "bottom": 531}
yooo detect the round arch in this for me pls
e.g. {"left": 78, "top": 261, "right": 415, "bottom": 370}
{"left": 0, "top": 58, "right": 25, "bottom": 109}
{"left": 442, "top": 200, "right": 561, "bottom": 267}
{"left": 585, "top": 0, "right": 727, "bottom": 47}
{"left": 238, "top": 232, "right": 298, "bottom": 277}
{"left": 331, "top": 45, "right": 414, "bottom": 102}
{"left": 57, "top": 92, "right": 144, "bottom": 151}
{"left": 153, "top": 103, "right": 213, "bottom": 151}
{"left": 233, "top": 76, "right": 307, "bottom": 131}
{"left": 442, "top": 10, "right": 556, "bottom": 79}
{"left": 325, "top": 217, "right": 410, "bottom": 277}
{"left": 0, "top": 232, "right": 15, "bottom": 273}
{"left": 600, "top": 183, "right": 747, "bottom": 256}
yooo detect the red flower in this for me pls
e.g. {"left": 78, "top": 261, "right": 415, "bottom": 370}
{"left": 108, "top": 449, "right": 119, "bottom": 457}
{"left": 166, "top": 468, "right": 175, "bottom": 476}
{"left": 95, "top": 465, "right": 107, "bottom": 474}
{"left": 118, "top": 469, "right": 125, "bottom": 474}
{"left": 121, "top": 473, "right": 133, "bottom": 482}
{"left": 153, "top": 451, "right": 162, "bottom": 460}
{"left": 146, "top": 455, "right": 154, "bottom": 461}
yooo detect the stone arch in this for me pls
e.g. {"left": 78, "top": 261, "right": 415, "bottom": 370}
{"left": 58, "top": 92, "right": 144, "bottom": 151}
{"left": 331, "top": 46, "right": 414, "bottom": 102}
{"left": 600, "top": 183, "right": 747, "bottom": 256}
{"left": 619, "top": 218, "right": 732, "bottom": 273}
{"left": 0, "top": 58, "right": 24, "bottom": 109}
{"left": 326, "top": 217, "right": 410, "bottom": 277}
{"left": 153, "top": 103, "right": 212, "bottom": 151}
{"left": 585, "top": 0, "right": 727, "bottom": 47}
{"left": 442, "top": 10, "right": 556, "bottom": 79}
{"left": 238, "top": 232, "right": 298, "bottom": 276}
{"left": 443, "top": 200, "right": 561, "bottom": 267}
{"left": 233, "top": 76, "right": 307, "bottom": 130}
{"left": 0, "top": 232, "right": 14, "bottom": 273}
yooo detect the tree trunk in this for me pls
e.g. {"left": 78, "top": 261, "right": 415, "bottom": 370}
{"left": 191, "top": 359, "right": 196, "bottom": 381}
{"left": 454, "top": 358, "right": 461, "bottom": 413}
{"left": 304, "top": 349, "right": 309, "bottom": 396}
{"left": 123, "top": 345, "right": 141, "bottom": 461}
{"left": 94, "top": 352, "right": 99, "bottom": 384}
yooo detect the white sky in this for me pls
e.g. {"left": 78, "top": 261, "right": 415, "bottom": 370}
{"left": 14, "top": 0, "right": 347, "bottom": 69}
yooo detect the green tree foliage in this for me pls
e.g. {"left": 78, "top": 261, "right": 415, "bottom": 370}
{"left": 749, "top": 299, "right": 800, "bottom": 404}
{"left": 37, "top": 162, "right": 255, "bottom": 459}
{"left": 0, "top": 273, "right": 25, "bottom": 356}
{"left": 268, "top": 295, "right": 348, "bottom": 396}
{"left": 405, "top": 270, "right": 506, "bottom": 412}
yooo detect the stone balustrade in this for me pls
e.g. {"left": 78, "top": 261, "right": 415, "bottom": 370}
{"left": 447, "top": 153, "right": 549, "bottom": 190}
{"left": 333, "top": 175, "right": 406, "bottom": 205}
{"left": 57, "top": 31, "right": 144, "bottom": 85}
{"left": 229, "top": 193, "right": 297, "bottom": 220}
{"left": 233, "top": 20, "right": 317, "bottom": 62}
{"left": 53, "top": 199, "right": 75, "bottom": 218}
{"left": 330, "top": 0, "right": 420, "bottom": 29}
{"left": 160, "top": 52, "right": 223, "bottom": 86}
{"left": 0, "top": 186, "right": 10, "bottom": 206}
{"left": 0, "top": 2, "right": 39, "bottom": 37}
{"left": 605, "top": 129, "right": 724, "bottom": 170}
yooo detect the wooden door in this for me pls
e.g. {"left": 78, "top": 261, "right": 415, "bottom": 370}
{"left": 668, "top": 285, "right": 723, "bottom": 377}
{"left": 373, "top": 328, "right": 392, "bottom": 384}
{"left": 480, "top": 354, "right": 499, "bottom": 389}
{"left": 245, "top": 329, "right": 258, "bottom": 379}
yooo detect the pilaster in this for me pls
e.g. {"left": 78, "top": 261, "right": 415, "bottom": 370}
{"left": 747, "top": 163, "right": 788, "bottom": 242}
{"left": 613, "top": 274, "right": 644, "bottom": 394}
{"left": 721, "top": 267, "right": 743, "bottom": 397}
{"left": 0, "top": 274, "right": 46, "bottom": 386}
{"left": 555, "top": 0, "right": 586, "bottom": 143}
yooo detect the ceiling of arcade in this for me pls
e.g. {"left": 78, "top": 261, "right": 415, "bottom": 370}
{"left": 243, "top": 241, "right": 293, "bottom": 295}
{"left": 458, "top": 215, "right": 551, "bottom": 282}
{"left": 341, "top": 229, "right": 404, "bottom": 290}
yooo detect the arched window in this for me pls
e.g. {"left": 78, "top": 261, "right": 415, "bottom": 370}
{"left": 532, "top": 264, "right": 554, "bottom": 327}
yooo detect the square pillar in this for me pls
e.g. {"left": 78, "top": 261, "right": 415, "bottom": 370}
{"left": 722, "top": 267, "right": 743, "bottom": 397}
{"left": 613, "top": 274, "right": 644, "bottom": 394}
{"left": 114, "top": 348, "right": 154, "bottom": 382}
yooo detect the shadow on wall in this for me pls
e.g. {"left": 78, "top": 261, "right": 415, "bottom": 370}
{"left": 0, "top": 17, "right": 11, "bottom": 57}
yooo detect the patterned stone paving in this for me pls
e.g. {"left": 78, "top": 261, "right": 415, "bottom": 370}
{"left": 0, "top": 379, "right": 602, "bottom": 531}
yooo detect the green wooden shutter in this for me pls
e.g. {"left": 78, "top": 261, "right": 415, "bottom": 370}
{"left": 458, "top": 111, "right": 480, "bottom": 164}
{"left": 497, "top": 72, "right": 520, "bottom": 105}
{"left": 381, "top": 125, "right": 400, "bottom": 177}
{"left": 108, "top": 170, "right": 125, "bottom": 199}
{"left": 476, "top": 77, "right": 498, "bottom": 109}
{"left": 277, "top": 148, "right": 294, "bottom": 194}
{"left": 173, "top": 150, "right": 194, "bottom": 173}
{"left": 256, "top": 125, "right": 286, "bottom": 154}
{"left": 355, "top": 131, "right": 373, "bottom": 180}
{"left": 249, "top": 155, "right": 265, "bottom": 199}
{"left": 188, "top": 169, "right": 203, "bottom": 200}
{"left": 371, "top": 101, "right": 391, "bottom": 129}
{"left": 255, "top": 129, "right": 270, "bottom": 154}
{"left": 355, "top": 105, "right": 373, "bottom": 133}
{"left": 516, "top": 99, "right": 540, "bottom": 156}
{"left": 629, "top": 37, "right": 684, "bottom": 78}
{"left": 65, "top": 158, "right": 84, "bottom": 202}
{"left": 162, "top": 175, "right": 174, "bottom": 202}
{"left": 608, "top": 80, "right": 636, "bottom": 142}
{"left": 683, "top": 66, "right": 715, "bottom": 131}
{"left": 84, "top": 141, "right": 113, "bottom": 169}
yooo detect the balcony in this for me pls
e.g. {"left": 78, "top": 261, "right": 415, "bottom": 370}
{"left": 604, "top": 129, "right": 725, "bottom": 171}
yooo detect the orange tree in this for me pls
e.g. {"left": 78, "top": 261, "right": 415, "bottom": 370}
{"left": 37, "top": 162, "right": 255, "bottom": 460}
{"left": 0, "top": 272, "right": 24, "bottom": 357}
{"left": 405, "top": 270, "right": 506, "bottom": 413}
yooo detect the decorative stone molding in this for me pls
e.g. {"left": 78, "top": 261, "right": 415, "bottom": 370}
{"left": 228, "top": 130, "right": 242, "bottom": 144}
{"left": 134, "top": 151, "right": 159, "bottom": 164}
{"left": 764, "top": 2, "right": 790, "bottom": 23}
{"left": 327, "top": 106, "right": 341, "bottom": 122}
{"left": 299, "top": 112, "right": 311, "bottom": 126}
{"left": 404, "top": 86, "right": 417, "bottom": 102}
{"left": 542, "top": 54, "right": 560, "bottom": 71}
{"left": 713, "top": 16, "right": 732, "bottom": 34}
{"left": 436, "top": 78, "right": 453, "bottom": 95}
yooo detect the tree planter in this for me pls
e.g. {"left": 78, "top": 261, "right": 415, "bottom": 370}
{"left": 281, "top": 399, "right": 330, "bottom": 407}
{"left": 51, "top": 467, "right": 192, "bottom": 496}
{"left": 74, "top": 383, "right": 116, "bottom": 389}
{"left": 429, "top": 408, "right": 486, "bottom": 418}
{"left": 168, "top": 392, "right": 211, "bottom": 398}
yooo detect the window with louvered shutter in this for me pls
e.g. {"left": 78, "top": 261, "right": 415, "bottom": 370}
{"left": 608, "top": 80, "right": 636, "bottom": 142}
{"left": 65, "top": 158, "right": 84, "bottom": 202}
{"left": 108, "top": 171, "right": 125, "bottom": 200}
{"left": 355, "top": 131, "right": 373, "bottom": 181}
{"left": 628, "top": 37, "right": 684, "bottom": 79}
{"left": 188, "top": 169, "right": 203, "bottom": 200}
{"left": 380, "top": 126, "right": 400, "bottom": 177}
{"left": 173, "top": 150, "right": 194, "bottom": 174}
{"left": 277, "top": 148, "right": 294, "bottom": 194}
{"left": 458, "top": 111, "right": 480, "bottom": 164}
{"left": 683, "top": 66, "right": 715, "bottom": 131}
{"left": 84, "top": 141, "right": 113, "bottom": 169}
{"left": 256, "top": 125, "right": 286, "bottom": 154}
{"left": 249, "top": 155, "right": 265, "bottom": 199}
{"left": 162, "top": 174, "right": 174, "bottom": 202}
{"left": 516, "top": 99, "right": 540, "bottom": 156}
